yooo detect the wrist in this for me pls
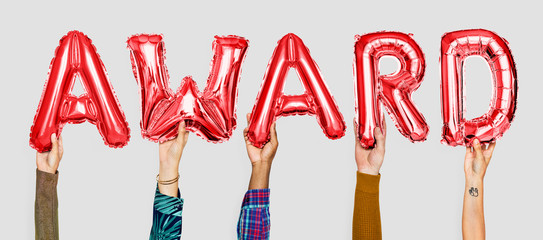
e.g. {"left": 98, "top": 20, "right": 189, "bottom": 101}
{"left": 157, "top": 174, "right": 179, "bottom": 197}
{"left": 465, "top": 177, "right": 484, "bottom": 187}
{"left": 37, "top": 165, "right": 56, "bottom": 174}
{"left": 252, "top": 161, "right": 271, "bottom": 170}
{"left": 37, "top": 167, "right": 57, "bottom": 174}
{"left": 358, "top": 167, "right": 379, "bottom": 175}
{"left": 159, "top": 155, "right": 181, "bottom": 165}
{"left": 159, "top": 155, "right": 180, "bottom": 166}
{"left": 159, "top": 163, "right": 179, "bottom": 176}
{"left": 249, "top": 162, "right": 271, "bottom": 190}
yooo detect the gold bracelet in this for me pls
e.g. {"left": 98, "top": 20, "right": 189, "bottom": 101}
{"left": 156, "top": 173, "right": 179, "bottom": 185}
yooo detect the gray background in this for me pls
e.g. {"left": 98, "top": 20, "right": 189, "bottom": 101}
{"left": 1, "top": 0, "right": 541, "bottom": 239}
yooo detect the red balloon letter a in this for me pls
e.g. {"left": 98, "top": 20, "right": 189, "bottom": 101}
{"left": 30, "top": 31, "right": 130, "bottom": 152}
{"left": 247, "top": 34, "right": 346, "bottom": 148}
{"left": 127, "top": 35, "right": 248, "bottom": 143}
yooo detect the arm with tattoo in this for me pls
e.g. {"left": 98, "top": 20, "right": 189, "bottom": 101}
{"left": 462, "top": 139, "right": 496, "bottom": 240}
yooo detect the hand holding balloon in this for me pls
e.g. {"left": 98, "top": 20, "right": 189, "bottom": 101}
{"left": 158, "top": 122, "right": 189, "bottom": 197}
{"left": 244, "top": 113, "right": 278, "bottom": 190}
{"left": 36, "top": 134, "right": 64, "bottom": 174}
{"left": 354, "top": 119, "right": 386, "bottom": 175}
{"left": 462, "top": 139, "right": 496, "bottom": 240}
{"left": 464, "top": 139, "right": 495, "bottom": 182}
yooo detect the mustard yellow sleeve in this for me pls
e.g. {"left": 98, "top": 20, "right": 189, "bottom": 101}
{"left": 352, "top": 171, "right": 381, "bottom": 240}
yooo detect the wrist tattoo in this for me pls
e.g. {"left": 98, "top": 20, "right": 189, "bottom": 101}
{"left": 469, "top": 187, "right": 479, "bottom": 197}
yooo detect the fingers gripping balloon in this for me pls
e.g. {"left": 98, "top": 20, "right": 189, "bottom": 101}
{"left": 354, "top": 32, "right": 429, "bottom": 149}
{"left": 127, "top": 34, "right": 248, "bottom": 143}
{"left": 247, "top": 33, "right": 346, "bottom": 148}
{"left": 441, "top": 29, "right": 517, "bottom": 146}
{"left": 30, "top": 31, "right": 130, "bottom": 152}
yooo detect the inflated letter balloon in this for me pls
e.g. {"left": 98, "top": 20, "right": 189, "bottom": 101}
{"left": 354, "top": 32, "right": 428, "bottom": 148}
{"left": 30, "top": 31, "right": 130, "bottom": 152}
{"left": 247, "top": 33, "right": 346, "bottom": 148}
{"left": 441, "top": 29, "right": 517, "bottom": 146}
{"left": 127, "top": 34, "right": 248, "bottom": 143}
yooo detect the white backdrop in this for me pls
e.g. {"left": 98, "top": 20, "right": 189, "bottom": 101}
{"left": 1, "top": 0, "right": 541, "bottom": 239}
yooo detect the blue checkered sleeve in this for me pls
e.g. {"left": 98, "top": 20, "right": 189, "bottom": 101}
{"left": 237, "top": 189, "right": 271, "bottom": 240}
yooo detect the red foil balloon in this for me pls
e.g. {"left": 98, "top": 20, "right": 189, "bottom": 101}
{"left": 30, "top": 31, "right": 130, "bottom": 152}
{"left": 247, "top": 33, "right": 346, "bottom": 148}
{"left": 354, "top": 32, "right": 429, "bottom": 148}
{"left": 127, "top": 34, "right": 248, "bottom": 143}
{"left": 441, "top": 29, "right": 517, "bottom": 146}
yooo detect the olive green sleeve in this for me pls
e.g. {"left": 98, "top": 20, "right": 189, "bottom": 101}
{"left": 35, "top": 169, "right": 59, "bottom": 240}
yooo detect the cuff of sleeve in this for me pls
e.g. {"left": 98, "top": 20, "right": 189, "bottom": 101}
{"left": 36, "top": 169, "right": 58, "bottom": 187}
{"left": 356, "top": 171, "right": 380, "bottom": 194}
{"left": 153, "top": 185, "right": 184, "bottom": 217}
{"left": 242, "top": 188, "right": 270, "bottom": 209}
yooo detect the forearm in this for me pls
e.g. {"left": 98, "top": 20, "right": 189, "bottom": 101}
{"left": 248, "top": 163, "right": 271, "bottom": 190}
{"left": 462, "top": 178, "right": 485, "bottom": 240}
{"left": 158, "top": 161, "right": 179, "bottom": 197}
{"left": 352, "top": 171, "right": 381, "bottom": 240}
{"left": 35, "top": 169, "right": 59, "bottom": 240}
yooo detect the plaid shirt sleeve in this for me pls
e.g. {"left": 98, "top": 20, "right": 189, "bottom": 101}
{"left": 237, "top": 189, "right": 271, "bottom": 240}
{"left": 150, "top": 186, "right": 183, "bottom": 240}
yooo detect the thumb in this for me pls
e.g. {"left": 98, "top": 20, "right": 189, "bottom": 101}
{"left": 177, "top": 121, "right": 188, "bottom": 142}
{"left": 353, "top": 119, "right": 359, "bottom": 139}
{"left": 374, "top": 127, "right": 385, "bottom": 150}
{"left": 178, "top": 121, "right": 186, "bottom": 133}
{"left": 50, "top": 133, "right": 59, "bottom": 155}
{"left": 472, "top": 139, "right": 483, "bottom": 160}
{"left": 269, "top": 122, "right": 278, "bottom": 145}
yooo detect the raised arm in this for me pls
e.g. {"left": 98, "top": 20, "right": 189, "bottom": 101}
{"left": 35, "top": 133, "right": 63, "bottom": 240}
{"left": 150, "top": 122, "right": 189, "bottom": 240}
{"left": 238, "top": 113, "right": 278, "bottom": 240}
{"left": 462, "top": 139, "right": 496, "bottom": 240}
{"left": 353, "top": 120, "right": 386, "bottom": 240}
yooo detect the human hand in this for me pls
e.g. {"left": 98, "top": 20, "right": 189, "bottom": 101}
{"left": 158, "top": 121, "right": 189, "bottom": 197}
{"left": 464, "top": 139, "right": 495, "bottom": 182}
{"left": 354, "top": 119, "right": 386, "bottom": 175}
{"left": 243, "top": 113, "right": 278, "bottom": 168}
{"left": 462, "top": 139, "right": 494, "bottom": 240}
{"left": 243, "top": 113, "right": 278, "bottom": 190}
{"left": 159, "top": 121, "right": 189, "bottom": 167}
{"left": 36, "top": 133, "right": 63, "bottom": 174}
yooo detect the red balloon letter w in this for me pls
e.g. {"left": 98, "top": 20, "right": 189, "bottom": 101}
{"left": 127, "top": 35, "right": 248, "bottom": 143}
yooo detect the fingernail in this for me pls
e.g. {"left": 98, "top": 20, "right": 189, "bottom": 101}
{"left": 52, "top": 133, "right": 56, "bottom": 138}
{"left": 474, "top": 139, "right": 480, "bottom": 145}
